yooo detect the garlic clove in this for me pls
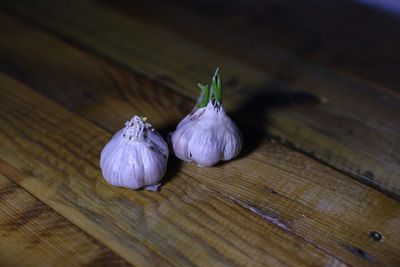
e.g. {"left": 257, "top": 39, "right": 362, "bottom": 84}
{"left": 146, "top": 130, "right": 169, "bottom": 159}
{"left": 100, "top": 116, "right": 168, "bottom": 190}
{"left": 188, "top": 128, "right": 221, "bottom": 167}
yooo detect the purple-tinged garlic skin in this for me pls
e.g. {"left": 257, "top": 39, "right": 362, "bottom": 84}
{"left": 171, "top": 102, "right": 242, "bottom": 167}
{"left": 100, "top": 116, "right": 168, "bottom": 190}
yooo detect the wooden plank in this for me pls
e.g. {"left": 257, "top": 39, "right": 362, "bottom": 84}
{"left": 103, "top": 0, "right": 400, "bottom": 94}
{"left": 1, "top": 0, "right": 400, "bottom": 198}
{"left": 0, "top": 173, "right": 130, "bottom": 267}
{"left": 0, "top": 74, "right": 344, "bottom": 267}
{"left": 0, "top": 15, "right": 399, "bottom": 266}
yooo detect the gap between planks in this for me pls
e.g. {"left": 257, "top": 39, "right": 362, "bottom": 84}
{"left": 0, "top": 171, "right": 130, "bottom": 267}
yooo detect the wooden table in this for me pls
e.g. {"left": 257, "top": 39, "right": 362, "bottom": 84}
{"left": 0, "top": 0, "right": 399, "bottom": 266}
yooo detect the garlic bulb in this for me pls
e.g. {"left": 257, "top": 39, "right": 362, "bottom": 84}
{"left": 171, "top": 68, "right": 242, "bottom": 167}
{"left": 100, "top": 116, "right": 168, "bottom": 191}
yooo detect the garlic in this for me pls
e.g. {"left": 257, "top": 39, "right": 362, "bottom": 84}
{"left": 100, "top": 116, "right": 168, "bottom": 191}
{"left": 171, "top": 68, "right": 242, "bottom": 166}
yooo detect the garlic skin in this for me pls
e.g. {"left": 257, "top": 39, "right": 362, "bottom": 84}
{"left": 100, "top": 116, "right": 168, "bottom": 191}
{"left": 171, "top": 101, "right": 242, "bottom": 167}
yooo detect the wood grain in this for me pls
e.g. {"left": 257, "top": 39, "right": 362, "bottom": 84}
{"left": 1, "top": 0, "right": 400, "bottom": 198}
{"left": 0, "top": 73, "right": 347, "bottom": 266}
{"left": 0, "top": 173, "right": 130, "bottom": 267}
{"left": 101, "top": 0, "right": 400, "bottom": 94}
{"left": 0, "top": 14, "right": 399, "bottom": 266}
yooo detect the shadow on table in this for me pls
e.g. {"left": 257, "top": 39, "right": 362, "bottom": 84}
{"left": 231, "top": 85, "right": 320, "bottom": 159}
{"left": 157, "top": 123, "right": 183, "bottom": 188}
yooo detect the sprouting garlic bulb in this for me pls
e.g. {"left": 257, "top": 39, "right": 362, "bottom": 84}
{"left": 171, "top": 68, "right": 242, "bottom": 167}
{"left": 100, "top": 116, "right": 168, "bottom": 191}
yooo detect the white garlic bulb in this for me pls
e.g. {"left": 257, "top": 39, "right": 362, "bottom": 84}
{"left": 100, "top": 116, "right": 168, "bottom": 191}
{"left": 171, "top": 68, "right": 242, "bottom": 167}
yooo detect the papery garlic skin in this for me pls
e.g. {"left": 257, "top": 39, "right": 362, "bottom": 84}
{"left": 171, "top": 102, "right": 242, "bottom": 167}
{"left": 100, "top": 116, "right": 168, "bottom": 190}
